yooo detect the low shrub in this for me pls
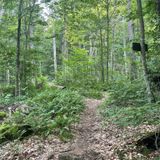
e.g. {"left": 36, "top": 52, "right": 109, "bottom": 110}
{"left": 0, "top": 88, "right": 85, "bottom": 143}
{"left": 0, "top": 94, "right": 27, "bottom": 106}
{"left": 100, "top": 79, "right": 160, "bottom": 126}
{"left": 100, "top": 103, "right": 160, "bottom": 126}
{"left": 77, "top": 88, "right": 103, "bottom": 99}
{"left": 0, "top": 85, "right": 15, "bottom": 96}
{"left": 0, "top": 112, "right": 7, "bottom": 119}
{"left": 106, "top": 79, "right": 147, "bottom": 108}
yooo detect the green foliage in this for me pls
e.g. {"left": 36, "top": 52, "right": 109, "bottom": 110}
{"left": 0, "top": 94, "right": 27, "bottom": 106}
{"left": 0, "top": 85, "right": 27, "bottom": 105}
{"left": 0, "top": 94, "right": 13, "bottom": 105}
{"left": 24, "top": 76, "right": 52, "bottom": 97}
{"left": 26, "top": 89, "right": 84, "bottom": 137}
{"left": 154, "top": 157, "right": 160, "bottom": 160}
{"left": 77, "top": 88, "right": 102, "bottom": 99}
{"left": 101, "top": 103, "right": 160, "bottom": 126}
{"left": 105, "top": 79, "right": 147, "bottom": 108}
{"left": 100, "top": 79, "right": 160, "bottom": 126}
{"left": 0, "top": 123, "right": 33, "bottom": 143}
{"left": 0, "top": 112, "right": 7, "bottom": 119}
{"left": 0, "top": 88, "right": 84, "bottom": 143}
{"left": 0, "top": 85, "right": 15, "bottom": 96}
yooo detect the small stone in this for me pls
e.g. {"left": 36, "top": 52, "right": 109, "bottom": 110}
{"left": 58, "top": 153, "right": 84, "bottom": 160}
{"left": 47, "top": 153, "right": 55, "bottom": 160}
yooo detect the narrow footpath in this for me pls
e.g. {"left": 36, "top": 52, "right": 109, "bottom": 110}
{"left": 40, "top": 96, "right": 121, "bottom": 160}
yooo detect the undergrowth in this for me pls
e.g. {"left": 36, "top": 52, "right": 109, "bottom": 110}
{"left": 101, "top": 103, "right": 160, "bottom": 126}
{"left": 0, "top": 88, "right": 84, "bottom": 143}
{"left": 58, "top": 80, "right": 104, "bottom": 99}
{"left": 100, "top": 79, "right": 160, "bottom": 126}
{"left": 73, "top": 87, "right": 103, "bottom": 99}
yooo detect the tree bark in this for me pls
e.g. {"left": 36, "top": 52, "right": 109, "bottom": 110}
{"left": 136, "top": 0, "right": 155, "bottom": 103}
{"left": 110, "top": 25, "right": 115, "bottom": 80}
{"left": 62, "top": 7, "right": 68, "bottom": 81}
{"left": 106, "top": 0, "right": 110, "bottom": 82}
{"left": 123, "top": 20, "right": 128, "bottom": 75}
{"left": 15, "top": 0, "right": 23, "bottom": 96}
{"left": 53, "top": 34, "right": 57, "bottom": 77}
{"left": 127, "top": 0, "right": 137, "bottom": 80}
{"left": 100, "top": 28, "right": 105, "bottom": 83}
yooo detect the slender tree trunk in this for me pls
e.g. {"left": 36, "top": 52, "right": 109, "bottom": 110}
{"left": 111, "top": 25, "right": 115, "bottom": 80}
{"left": 136, "top": 0, "right": 155, "bottom": 103}
{"left": 15, "top": 0, "right": 23, "bottom": 96}
{"left": 62, "top": 9, "right": 68, "bottom": 62}
{"left": 28, "top": 0, "right": 35, "bottom": 49}
{"left": 100, "top": 28, "right": 105, "bottom": 83}
{"left": 127, "top": 0, "right": 137, "bottom": 80}
{"left": 123, "top": 20, "right": 128, "bottom": 75}
{"left": 22, "top": 0, "right": 35, "bottom": 88}
{"left": 62, "top": 8, "right": 68, "bottom": 81}
{"left": 106, "top": 0, "right": 110, "bottom": 82}
{"left": 89, "top": 35, "right": 94, "bottom": 56}
{"left": 53, "top": 34, "right": 57, "bottom": 77}
{"left": 23, "top": 13, "right": 28, "bottom": 87}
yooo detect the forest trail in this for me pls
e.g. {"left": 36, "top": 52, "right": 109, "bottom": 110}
{"left": 50, "top": 94, "right": 124, "bottom": 160}
{"left": 65, "top": 98, "right": 106, "bottom": 159}
{"left": 52, "top": 95, "right": 115, "bottom": 160}
{"left": 1, "top": 95, "right": 156, "bottom": 160}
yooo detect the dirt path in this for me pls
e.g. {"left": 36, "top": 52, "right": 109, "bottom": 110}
{"left": 48, "top": 96, "right": 121, "bottom": 160}
{"left": 66, "top": 98, "right": 106, "bottom": 159}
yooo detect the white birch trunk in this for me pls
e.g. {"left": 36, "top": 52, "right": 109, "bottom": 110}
{"left": 53, "top": 35, "right": 57, "bottom": 75}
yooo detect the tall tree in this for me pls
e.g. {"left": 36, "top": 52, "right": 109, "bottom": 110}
{"left": 127, "top": 0, "right": 137, "bottom": 80}
{"left": 53, "top": 33, "right": 57, "bottom": 76}
{"left": 15, "top": 0, "right": 23, "bottom": 96}
{"left": 136, "top": 0, "right": 155, "bottom": 103}
{"left": 106, "top": 0, "right": 110, "bottom": 82}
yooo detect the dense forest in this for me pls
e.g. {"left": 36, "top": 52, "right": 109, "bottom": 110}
{"left": 0, "top": 0, "right": 160, "bottom": 159}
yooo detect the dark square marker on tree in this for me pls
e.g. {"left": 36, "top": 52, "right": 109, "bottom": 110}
{"left": 132, "top": 42, "right": 148, "bottom": 52}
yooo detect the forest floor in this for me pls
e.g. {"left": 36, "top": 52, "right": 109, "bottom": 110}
{"left": 0, "top": 95, "right": 159, "bottom": 160}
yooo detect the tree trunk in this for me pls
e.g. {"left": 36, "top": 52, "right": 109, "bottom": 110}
{"left": 89, "top": 35, "right": 94, "bottom": 56}
{"left": 62, "top": 9, "right": 68, "bottom": 63}
{"left": 100, "top": 28, "right": 105, "bottom": 83}
{"left": 110, "top": 25, "right": 115, "bottom": 80}
{"left": 123, "top": 20, "right": 128, "bottom": 75}
{"left": 53, "top": 34, "right": 57, "bottom": 77}
{"left": 15, "top": 0, "right": 23, "bottom": 96}
{"left": 62, "top": 8, "right": 68, "bottom": 81}
{"left": 106, "top": 0, "right": 110, "bottom": 82}
{"left": 127, "top": 0, "right": 137, "bottom": 80}
{"left": 22, "top": 0, "right": 35, "bottom": 88}
{"left": 136, "top": 0, "right": 155, "bottom": 103}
